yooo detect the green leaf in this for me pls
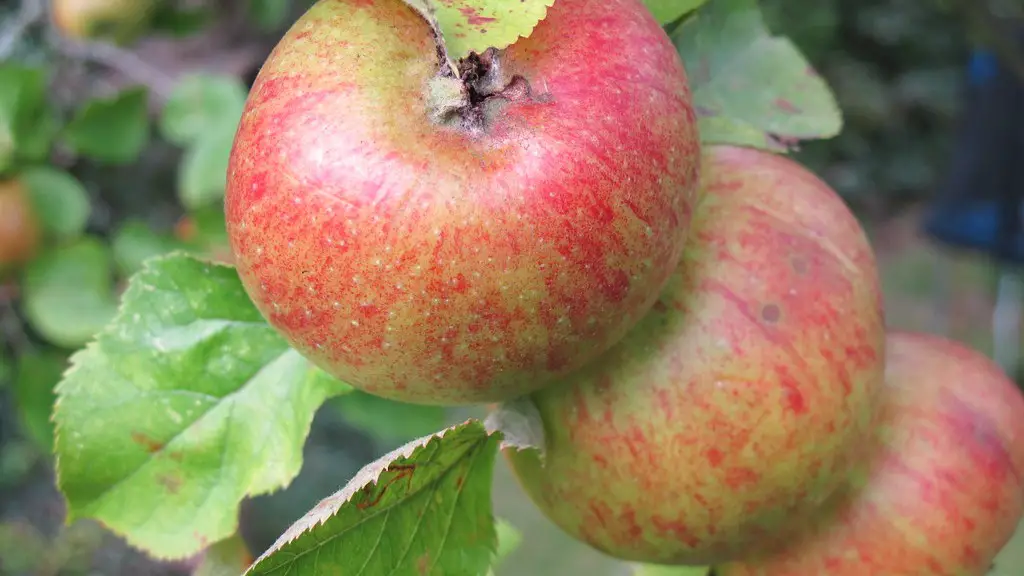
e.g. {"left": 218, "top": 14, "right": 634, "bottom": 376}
{"left": 195, "top": 533, "right": 253, "bottom": 576}
{"left": 492, "top": 517, "right": 522, "bottom": 566}
{"left": 248, "top": 0, "right": 292, "bottom": 31}
{"left": 159, "top": 74, "right": 247, "bottom": 147}
{"left": 20, "top": 166, "right": 92, "bottom": 238}
{"left": 245, "top": 420, "right": 500, "bottom": 576}
{"left": 0, "top": 64, "right": 54, "bottom": 173}
{"left": 12, "top": 350, "right": 67, "bottom": 453}
{"left": 150, "top": 4, "right": 216, "bottom": 37}
{"left": 16, "top": 110, "right": 60, "bottom": 165}
{"left": 111, "top": 219, "right": 189, "bottom": 277}
{"left": 644, "top": 0, "right": 709, "bottom": 25}
{"left": 53, "top": 253, "right": 352, "bottom": 560}
{"left": 401, "top": 0, "right": 555, "bottom": 63}
{"left": 0, "top": 522, "right": 48, "bottom": 574}
{"left": 188, "top": 205, "right": 231, "bottom": 248}
{"left": 179, "top": 126, "right": 236, "bottom": 210}
{"left": 0, "top": 349, "right": 11, "bottom": 386}
{"left": 21, "top": 238, "right": 117, "bottom": 349}
{"left": 672, "top": 0, "right": 842, "bottom": 151}
{"left": 631, "top": 564, "right": 711, "bottom": 576}
{"left": 162, "top": 75, "right": 246, "bottom": 210}
{"left": 63, "top": 87, "right": 150, "bottom": 164}
{"left": 332, "top": 391, "right": 448, "bottom": 442}
{"left": 485, "top": 518, "right": 522, "bottom": 576}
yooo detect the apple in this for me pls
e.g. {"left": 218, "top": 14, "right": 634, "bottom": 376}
{"left": 51, "top": 0, "right": 157, "bottom": 44}
{"left": 225, "top": 0, "right": 701, "bottom": 405}
{"left": 0, "top": 178, "right": 41, "bottom": 273}
{"left": 715, "top": 331, "right": 1024, "bottom": 575}
{"left": 503, "top": 145, "right": 886, "bottom": 565}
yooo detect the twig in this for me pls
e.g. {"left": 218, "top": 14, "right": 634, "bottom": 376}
{"left": 48, "top": 31, "right": 177, "bottom": 101}
{"left": 0, "top": 294, "right": 33, "bottom": 356}
{"left": 0, "top": 0, "right": 44, "bottom": 60}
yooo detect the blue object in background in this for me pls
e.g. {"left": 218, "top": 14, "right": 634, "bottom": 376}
{"left": 968, "top": 49, "right": 999, "bottom": 85}
{"left": 925, "top": 202, "right": 1024, "bottom": 262}
{"left": 924, "top": 39, "right": 1024, "bottom": 264}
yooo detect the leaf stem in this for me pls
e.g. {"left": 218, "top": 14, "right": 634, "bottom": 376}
{"left": 48, "top": 31, "right": 176, "bottom": 101}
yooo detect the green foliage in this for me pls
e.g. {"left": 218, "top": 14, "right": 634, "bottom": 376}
{"left": 5, "top": 0, "right": 990, "bottom": 575}
{"left": 53, "top": 254, "right": 351, "bottom": 559}
{"left": 331, "top": 391, "right": 448, "bottom": 443}
{"left": 644, "top": 0, "right": 709, "bottom": 25}
{"left": 0, "top": 348, "right": 11, "bottom": 384}
{"left": 20, "top": 166, "right": 92, "bottom": 238}
{"left": 160, "top": 74, "right": 248, "bottom": 209}
{"left": 245, "top": 420, "right": 501, "bottom": 576}
{"left": 150, "top": 3, "right": 216, "bottom": 37}
{"left": 631, "top": 564, "right": 710, "bottom": 575}
{"left": 63, "top": 88, "right": 151, "bottom": 164}
{"left": 401, "top": 0, "right": 556, "bottom": 62}
{"left": 179, "top": 126, "right": 237, "bottom": 209}
{"left": 11, "top": 350, "right": 67, "bottom": 452}
{"left": 490, "top": 517, "right": 524, "bottom": 573}
{"left": 0, "top": 64, "right": 56, "bottom": 173}
{"left": 760, "top": 0, "right": 965, "bottom": 202}
{"left": 21, "top": 238, "right": 117, "bottom": 348}
{"left": 111, "top": 219, "right": 189, "bottom": 277}
{"left": 194, "top": 533, "right": 253, "bottom": 576}
{"left": 249, "top": 0, "right": 294, "bottom": 31}
{"left": 674, "top": 0, "right": 842, "bottom": 151}
{"left": 160, "top": 74, "right": 247, "bottom": 147}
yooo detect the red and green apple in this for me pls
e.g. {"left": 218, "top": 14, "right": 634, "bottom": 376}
{"left": 503, "top": 145, "right": 886, "bottom": 565}
{"left": 717, "top": 331, "right": 1024, "bottom": 575}
{"left": 225, "top": 0, "right": 701, "bottom": 405}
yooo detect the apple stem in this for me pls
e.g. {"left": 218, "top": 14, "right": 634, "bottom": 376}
{"left": 424, "top": 48, "right": 548, "bottom": 136}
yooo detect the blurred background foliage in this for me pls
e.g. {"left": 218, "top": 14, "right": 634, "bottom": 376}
{"left": 765, "top": 0, "right": 968, "bottom": 214}
{"left": 1, "top": 0, "right": 1024, "bottom": 575}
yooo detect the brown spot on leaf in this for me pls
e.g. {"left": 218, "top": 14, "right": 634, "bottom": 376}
{"left": 356, "top": 464, "right": 417, "bottom": 509}
{"left": 159, "top": 473, "right": 182, "bottom": 494}
{"left": 458, "top": 7, "right": 496, "bottom": 26}
{"left": 131, "top": 431, "right": 164, "bottom": 454}
{"left": 774, "top": 98, "right": 801, "bottom": 114}
{"left": 761, "top": 303, "right": 781, "bottom": 323}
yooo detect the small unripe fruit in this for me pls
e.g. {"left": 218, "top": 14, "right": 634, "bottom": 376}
{"left": 51, "top": 0, "right": 157, "bottom": 44}
{"left": 0, "top": 179, "right": 41, "bottom": 272}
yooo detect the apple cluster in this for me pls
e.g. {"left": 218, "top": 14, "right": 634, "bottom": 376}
{"left": 224, "top": 0, "right": 1024, "bottom": 573}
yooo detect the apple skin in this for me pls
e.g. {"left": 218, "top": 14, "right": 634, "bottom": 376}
{"left": 225, "top": 0, "right": 700, "bottom": 405}
{"left": 716, "top": 331, "right": 1024, "bottom": 576}
{"left": 0, "top": 179, "right": 41, "bottom": 273}
{"left": 503, "top": 145, "right": 886, "bottom": 565}
{"left": 51, "top": 0, "right": 157, "bottom": 44}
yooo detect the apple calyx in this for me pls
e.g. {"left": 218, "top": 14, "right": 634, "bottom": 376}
{"left": 426, "top": 48, "right": 547, "bottom": 135}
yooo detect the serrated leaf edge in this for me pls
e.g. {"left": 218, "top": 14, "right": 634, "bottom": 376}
{"left": 245, "top": 418, "right": 495, "bottom": 574}
{"left": 484, "top": 396, "right": 546, "bottom": 461}
{"left": 51, "top": 252, "right": 247, "bottom": 559}
{"left": 678, "top": 6, "right": 843, "bottom": 150}
{"left": 400, "top": 0, "right": 557, "bottom": 71}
